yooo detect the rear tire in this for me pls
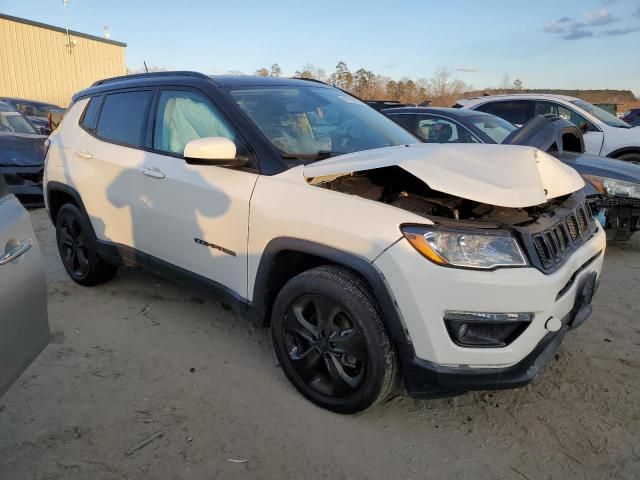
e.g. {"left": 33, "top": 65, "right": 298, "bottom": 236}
{"left": 55, "top": 203, "right": 117, "bottom": 286}
{"left": 271, "top": 265, "right": 397, "bottom": 413}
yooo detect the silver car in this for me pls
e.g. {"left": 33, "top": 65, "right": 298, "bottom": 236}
{"left": 0, "top": 175, "right": 48, "bottom": 398}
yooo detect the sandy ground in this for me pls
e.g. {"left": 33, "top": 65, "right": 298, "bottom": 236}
{"left": 1, "top": 208, "right": 639, "bottom": 480}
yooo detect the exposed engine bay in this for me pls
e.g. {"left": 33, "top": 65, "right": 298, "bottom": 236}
{"left": 319, "top": 166, "right": 570, "bottom": 228}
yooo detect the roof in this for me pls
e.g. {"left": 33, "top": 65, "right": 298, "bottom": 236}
{"left": 457, "top": 93, "right": 578, "bottom": 106}
{"left": 382, "top": 106, "right": 492, "bottom": 117}
{"left": 0, "top": 13, "right": 127, "bottom": 47}
{"left": 211, "top": 75, "right": 332, "bottom": 88}
{"left": 74, "top": 72, "right": 331, "bottom": 101}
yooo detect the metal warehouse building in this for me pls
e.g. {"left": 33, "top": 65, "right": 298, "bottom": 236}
{"left": 0, "top": 13, "right": 126, "bottom": 107}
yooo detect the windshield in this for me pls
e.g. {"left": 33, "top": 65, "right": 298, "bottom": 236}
{"left": 468, "top": 114, "right": 517, "bottom": 143}
{"left": 0, "top": 111, "right": 38, "bottom": 134}
{"left": 570, "top": 99, "right": 631, "bottom": 128}
{"left": 229, "top": 86, "right": 418, "bottom": 159}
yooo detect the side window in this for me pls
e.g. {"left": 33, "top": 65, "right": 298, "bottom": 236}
{"left": 387, "top": 114, "right": 418, "bottom": 135}
{"left": 534, "top": 101, "right": 590, "bottom": 128}
{"left": 95, "top": 91, "right": 153, "bottom": 147}
{"left": 153, "top": 90, "right": 235, "bottom": 156}
{"left": 477, "top": 101, "right": 533, "bottom": 126}
{"left": 415, "top": 116, "right": 478, "bottom": 143}
{"left": 80, "top": 96, "right": 103, "bottom": 132}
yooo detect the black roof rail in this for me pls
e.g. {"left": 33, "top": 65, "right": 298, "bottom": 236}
{"left": 92, "top": 71, "right": 211, "bottom": 87}
{"left": 291, "top": 77, "right": 328, "bottom": 85}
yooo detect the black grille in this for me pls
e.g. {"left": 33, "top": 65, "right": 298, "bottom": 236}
{"left": 517, "top": 195, "right": 597, "bottom": 274}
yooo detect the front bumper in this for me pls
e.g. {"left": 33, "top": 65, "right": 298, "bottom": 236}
{"left": 399, "top": 272, "right": 598, "bottom": 396}
{"left": 1, "top": 165, "right": 44, "bottom": 207}
{"left": 374, "top": 223, "right": 606, "bottom": 393}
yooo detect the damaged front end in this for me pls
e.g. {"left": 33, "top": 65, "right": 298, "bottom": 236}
{"left": 0, "top": 133, "right": 46, "bottom": 207}
{"left": 305, "top": 143, "right": 595, "bottom": 273}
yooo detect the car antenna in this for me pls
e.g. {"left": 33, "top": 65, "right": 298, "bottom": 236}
{"left": 144, "top": 61, "right": 149, "bottom": 74}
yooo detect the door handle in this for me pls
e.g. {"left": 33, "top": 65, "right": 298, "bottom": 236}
{"left": 141, "top": 167, "right": 166, "bottom": 179}
{"left": 0, "top": 238, "right": 34, "bottom": 265}
{"left": 75, "top": 151, "right": 93, "bottom": 160}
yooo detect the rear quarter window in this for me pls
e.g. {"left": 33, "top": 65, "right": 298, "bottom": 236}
{"left": 95, "top": 91, "right": 153, "bottom": 147}
{"left": 80, "top": 96, "right": 103, "bottom": 131}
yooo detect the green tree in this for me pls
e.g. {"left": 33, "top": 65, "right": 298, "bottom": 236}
{"left": 513, "top": 78, "right": 523, "bottom": 90}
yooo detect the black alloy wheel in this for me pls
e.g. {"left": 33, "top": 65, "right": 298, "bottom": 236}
{"left": 283, "top": 294, "right": 366, "bottom": 397}
{"left": 55, "top": 203, "right": 117, "bottom": 286}
{"left": 271, "top": 265, "right": 397, "bottom": 413}
{"left": 58, "top": 214, "right": 90, "bottom": 278}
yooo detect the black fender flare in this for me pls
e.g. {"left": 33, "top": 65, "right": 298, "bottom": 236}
{"left": 46, "top": 181, "right": 90, "bottom": 225}
{"left": 251, "top": 237, "right": 411, "bottom": 346}
{"left": 606, "top": 146, "right": 640, "bottom": 159}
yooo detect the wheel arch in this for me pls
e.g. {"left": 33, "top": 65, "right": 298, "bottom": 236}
{"left": 606, "top": 146, "right": 640, "bottom": 159}
{"left": 46, "top": 181, "right": 88, "bottom": 225}
{"left": 251, "top": 238, "right": 411, "bottom": 346}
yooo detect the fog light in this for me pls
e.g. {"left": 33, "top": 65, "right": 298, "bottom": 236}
{"left": 444, "top": 311, "right": 533, "bottom": 348}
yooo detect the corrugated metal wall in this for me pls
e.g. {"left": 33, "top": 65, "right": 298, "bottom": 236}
{"left": 0, "top": 17, "right": 126, "bottom": 107}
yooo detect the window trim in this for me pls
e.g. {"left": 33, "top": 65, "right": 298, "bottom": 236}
{"left": 87, "top": 87, "right": 156, "bottom": 150}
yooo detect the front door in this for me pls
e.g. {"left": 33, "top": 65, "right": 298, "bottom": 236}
{"left": 139, "top": 88, "right": 258, "bottom": 299}
{"left": 0, "top": 177, "right": 48, "bottom": 397}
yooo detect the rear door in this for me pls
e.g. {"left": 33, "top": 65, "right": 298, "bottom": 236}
{"left": 0, "top": 176, "right": 48, "bottom": 398}
{"left": 71, "top": 91, "right": 153, "bottom": 253}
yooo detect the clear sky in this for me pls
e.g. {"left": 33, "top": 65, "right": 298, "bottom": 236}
{"left": 2, "top": 0, "right": 639, "bottom": 95}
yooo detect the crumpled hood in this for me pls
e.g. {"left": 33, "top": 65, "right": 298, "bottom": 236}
{"left": 304, "top": 143, "right": 585, "bottom": 208}
{"left": 0, "top": 134, "right": 46, "bottom": 167}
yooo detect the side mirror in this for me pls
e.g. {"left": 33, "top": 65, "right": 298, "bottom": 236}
{"left": 184, "top": 137, "right": 244, "bottom": 167}
{"left": 37, "top": 126, "right": 51, "bottom": 135}
{"left": 579, "top": 122, "right": 590, "bottom": 133}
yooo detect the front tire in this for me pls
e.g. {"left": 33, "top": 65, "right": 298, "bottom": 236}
{"left": 271, "top": 266, "right": 397, "bottom": 413}
{"left": 55, "top": 203, "right": 117, "bottom": 286}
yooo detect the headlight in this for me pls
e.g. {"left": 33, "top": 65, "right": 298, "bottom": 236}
{"left": 583, "top": 175, "right": 640, "bottom": 199}
{"left": 401, "top": 226, "right": 528, "bottom": 270}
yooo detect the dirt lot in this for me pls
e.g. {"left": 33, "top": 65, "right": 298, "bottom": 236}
{"left": 1, "top": 208, "right": 639, "bottom": 480}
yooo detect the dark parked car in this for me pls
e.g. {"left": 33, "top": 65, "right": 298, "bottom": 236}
{"left": 0, "top": 101, "right": 47, "bottom": 206}
{"left": 0, "top": 175, "right": 49, "bottom": 398}
{"left": 622, "top": 109, "right": 640, "bottom": 127}
{"left": 366, "top": 100, "right": 412, "bottom": 111}
{"left": 0, "top": 96, "right": 65, "bottom": 134}
{"left": 384, "top": 107, "right": 640, "bottom": 240}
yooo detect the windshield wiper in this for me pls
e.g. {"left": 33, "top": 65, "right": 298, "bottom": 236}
{"left": 281, "top": 150, "right": 345, "bottom": 162}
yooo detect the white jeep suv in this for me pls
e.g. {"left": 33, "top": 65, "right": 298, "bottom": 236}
{"left": 456, "top": 94, "right": 640, "bottom": 162}
{"left": 44, "top": 72, "right": 606, "bottom": 413}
